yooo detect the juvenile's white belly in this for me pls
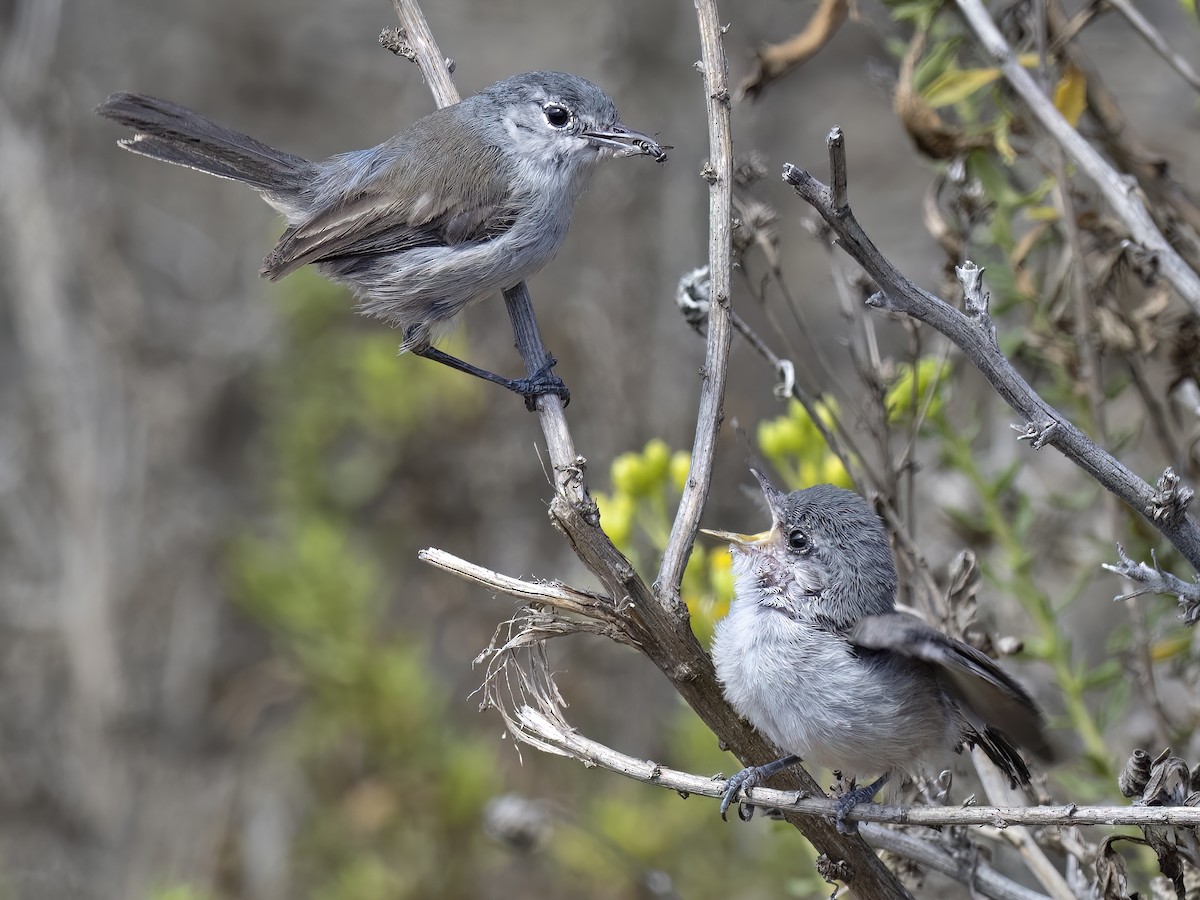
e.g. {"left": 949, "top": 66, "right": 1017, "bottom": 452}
{"left": 711, "top": 602, "right": 951, "bottom": 777}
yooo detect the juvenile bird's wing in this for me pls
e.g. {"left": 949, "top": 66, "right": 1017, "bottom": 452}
{"left": 261, "top": 112, "right": 516, "bottom": 281}
{"left": 849, "top": 613, "right": 1054, "bottom": 764}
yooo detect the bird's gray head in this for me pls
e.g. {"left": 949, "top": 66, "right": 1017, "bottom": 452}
{"left": 471, "top": 72, "right": 666, "bottom": 168}
{"left": 703, "top": 471, "right": 897, "bottom": 630}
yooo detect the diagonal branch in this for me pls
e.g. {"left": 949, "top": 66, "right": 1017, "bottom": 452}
{"left": 388, "top": 1, "right": 586, "bottom": 511}
{"left": 782, "top": 129, "right": 1200, "bottom": 576}
{"left": 1103, "top": 0, "right": 1200, "bottom": 94}
{"left": 952, "top": 0, "right": 1200, "bottom": 317}
{"left": 387, "top": 2, "right": 458, "bottom": 102}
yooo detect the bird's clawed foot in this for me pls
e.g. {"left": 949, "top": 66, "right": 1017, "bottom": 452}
{"left": 510, "top": 358, "right": 570, "bottom": 411}
{"left": 720, "top": 766, "right": 763, "bottom": 822}
{"left": 833, "top": 773, "right": 888, "bottom": 834}
{"left": 409, "top": 340, "right": 570, "bottom": 410}
{"left": 719, "top": 755, "right": 802, "bottom": 822}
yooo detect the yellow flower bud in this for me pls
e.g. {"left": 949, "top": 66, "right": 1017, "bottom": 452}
{"left": 610, "top": 452, "right": 648, "bottom": 497}
{"left": 641, "top": 438, "right": 671, "bottom": 483}
{"left": 596, "top": 492, "right": 636, "bottom": 548}
{"left": 669, "top": 451, "right": 691, "bottom": 493}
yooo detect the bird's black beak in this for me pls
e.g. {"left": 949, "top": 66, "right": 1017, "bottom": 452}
{"left": 583, "top": 123, "right": 669, "bottom": 162}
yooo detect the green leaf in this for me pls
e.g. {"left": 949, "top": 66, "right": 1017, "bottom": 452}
{"left": 988, "top": 459, "right": 1024, "bottom": 499}
{"left": 1024, "top": 204, "right": 1060, "bottom": 222}
{"left": 992, "top": 114, "right": 1016, "bottom": 165}
{"left": 911, "top": 36, "right": 965, "bottom": 93}
{"left": 888, "top": 0, "right": 942, "bottom": 29}
{"left": 1081, "top": 658, "right": 1124, "bottom": 690}
{"left": 922, "top": 66, "right": 1002, "bottom": 107}
{"left": 968, "top": 151, "right": 1025, "bottom": 209}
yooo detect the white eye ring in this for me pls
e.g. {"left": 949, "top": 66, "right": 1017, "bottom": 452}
{"left": 788, "top": 529, "right": 812, "bottom": 553}
{"left": 543, "top": 103, "right": 572, "bottom": 129}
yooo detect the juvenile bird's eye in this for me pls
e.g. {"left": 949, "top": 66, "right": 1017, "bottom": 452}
{"left": 543, "top": 103, "right": 572, "bottom": 129}
{"left": 787, "top": 529, "right": 811, "bottom": 553}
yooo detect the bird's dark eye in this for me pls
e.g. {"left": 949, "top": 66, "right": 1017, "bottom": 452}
{"left": 788, "top": 529, "right": 811, "bottom": 553}
{"left": 543, "top": 103, "right": 572, "bottom": 129}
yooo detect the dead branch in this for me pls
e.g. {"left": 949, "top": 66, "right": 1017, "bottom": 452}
{"left": 737, "top": 0, "right": 849, "bottom": 101}
{"left": 782, "top": 129, "right": 1200, "bottom": 577}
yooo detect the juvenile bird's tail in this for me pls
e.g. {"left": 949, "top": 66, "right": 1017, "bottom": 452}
{"left": 95, "top": 92, "right": 317, "bottom": 196}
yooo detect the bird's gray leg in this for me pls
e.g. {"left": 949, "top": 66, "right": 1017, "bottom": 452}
{"left": 834, "top": 772, "right": 889, "bottom": 834}
{"left": 720, "top": 755, "right": 802, "bottom": 822}
{"left": 410, "top": 342, "right": 570, "bottom": 410}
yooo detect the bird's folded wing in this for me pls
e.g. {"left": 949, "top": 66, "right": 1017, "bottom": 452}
{"left": 261, "top": 137, "right": 516, "bottom": 281}
{"left": 849, "top": 612, "right": 1054, "bottom": 762}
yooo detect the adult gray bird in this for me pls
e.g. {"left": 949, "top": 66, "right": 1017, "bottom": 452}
{"left": 96, "top": 72, "right": 666, "bottom": 406}
{"left": 703, "top": 471, "right": 1053, "bottom": 832}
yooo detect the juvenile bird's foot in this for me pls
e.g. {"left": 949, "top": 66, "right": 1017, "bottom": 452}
{"left": 510, "top": 358, "right": 570, "bottom": 411}
{"left": 833, "top": 773, "right": 889, "bottom": 834}
{"left": 719, "top": 755, "right": 802, "bottom": 822}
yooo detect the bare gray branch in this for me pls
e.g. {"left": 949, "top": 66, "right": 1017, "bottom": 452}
{"left": 1104, "top": 544, "right": 1200, "bottom": 624}
{"left": 656, "top": 0, "right": 735, "bottom": 599}
{"left": 782, "top": 141, "right": 1200, "bottom": 577}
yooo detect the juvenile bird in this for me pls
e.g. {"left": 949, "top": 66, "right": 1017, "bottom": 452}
{"left": 703, "top": 471, "right": 1053, "bottom": 832}
{"left": 96, "top": 72, "right": 666, "bottom": 405}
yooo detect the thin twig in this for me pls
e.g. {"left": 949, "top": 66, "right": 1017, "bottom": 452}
{"left": 728, "top": 305, "right": 865, "bottom": 486}
{"left": 418, "top": 548, "right": 613, "bottom": 618}
{"left": 737, "top": 0, "right": 849, "bottom": 101}
{"left": 1104, "top": 0, "right": 1200, "bottom": 93}
{"left": 388, "top": 2, "right": 458, "bottom": 103}
{"left": 1104, "top": 543, "right": 1200, "bottom": 623}
{"left": 858, "top": 824, "right": 1049, "bottom": 900}
{"left": 1044, "top": 0, "right": 1200, "bottom": 257}
{"left": 1048, "top": 137, "right": 1107, "bottom": 449}
{"left": 973, "top": 750, "right": 1076, "bottom": 900}
{"left": 875, "top": 502, "right": 953, "bottom": 619}
{"left": 513, "top": 704, "right": 1200, "bottom": 830}
{"left": 656, "top": 2, "right": 734, "bottom": 601}
{"left": 1035, "top": 52, "right": 1173, "bottom": 740}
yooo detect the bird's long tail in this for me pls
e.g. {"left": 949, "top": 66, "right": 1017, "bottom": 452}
{"left": 95, "top": 92, "right": 317, "bottom": 196}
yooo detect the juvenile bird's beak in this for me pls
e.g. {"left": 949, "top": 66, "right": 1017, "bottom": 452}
{"left": 749, "top": 468, "right": 788, "bottom": 522}
{"left": 699, "top": 527, "right": 776, "bottom": 549}
{"left": 583, "top": 123, "right": 669, "bottom": 162}
{"left": 699, "top": 468, "right": 788, "bottom": 548}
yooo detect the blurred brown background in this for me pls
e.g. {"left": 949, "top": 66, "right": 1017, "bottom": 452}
{"left": 2, "top": 0, "right": 1199, "bottom": 897}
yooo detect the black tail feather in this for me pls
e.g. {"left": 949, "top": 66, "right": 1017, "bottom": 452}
{"left": 96, "top": 92, "right": 316, "bottom": 194}
{"left": 967, "top": 726, "right": 1033, "bottom": 787}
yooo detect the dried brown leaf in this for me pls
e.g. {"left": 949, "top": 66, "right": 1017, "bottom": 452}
{"left": 738, "top": 0, "right": 848, "bottom": 100}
